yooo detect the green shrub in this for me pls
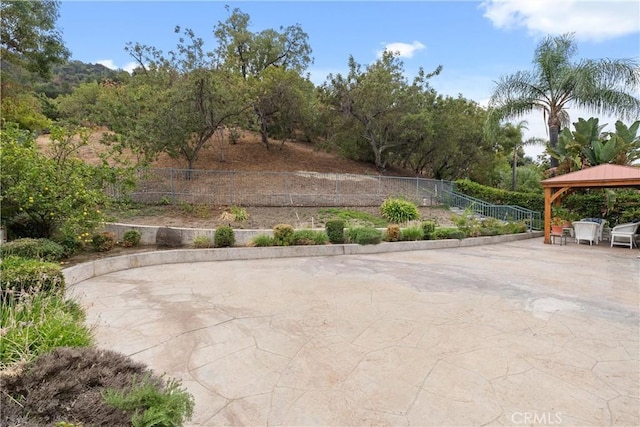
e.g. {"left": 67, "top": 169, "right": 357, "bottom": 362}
{"left": 452, "top": 213, "right": 481, "bottom": 238}
{"left": 479, "top": 227, "right": 501, "bottom": 236}
{"left": 192, "top": 236, "right": 214, "bottom": 248}
{"left": 230, "top": 206, "right": 249, "bottom": 221}
{"left": 346, "top": 227, "right": 382, "bottom": 245}
{"left": 273, "top": 224, "right": 295, "bottom": 246}
{"left": 421, "top": 220, "right": 437, "bottom": 240}
{"left": 0, "top": 238, "right": 65, "bottom": 261}
{"left": 385, "top": 224, "right": 401, "bottom": 242}
{"left": 380, "top": 198, "right": 420, "bottom": 224}
{"left": 400, "top": 226, "right": 424, "bottom": 241}
{"left": 91, "top": 232, "right": 116, "bottom": 252}
{"left": 432, "top": 227, "right": 466, "bottom": 240}
{"left": 122, "top": 230, "right": 142, "bottom": 248}
{"left": 0, "top": 293, "right": 92, "bottom": 368}
{"left": 103, "top": 374, "right": 194, "bottom": 427}
{"left": 1, "top": 256, "right": 65, "bottom": 299}
{"left": 325, "top": 219, "right": 345, "bottom": 244}
{"left": 250, "top": 234, "right": 274, "bottom": 247}
{"left": 292, "top": 229, "right": 329, "bottom": 245}
{"left": 214, "top": 226, "right": 235, "bottom": 248}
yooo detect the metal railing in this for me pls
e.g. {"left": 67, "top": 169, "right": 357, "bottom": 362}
{"left": 110, "top": 168, "right": 455, "bottom": 207}
{"left": 440, "top": 189, "right": 542, "bottom": 231}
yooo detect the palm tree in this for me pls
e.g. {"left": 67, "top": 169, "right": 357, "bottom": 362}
{"left": 487, "top": 33, "right": 640, "bottom": 168}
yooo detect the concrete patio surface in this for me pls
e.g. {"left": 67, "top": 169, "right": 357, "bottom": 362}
{"left": 68, "top": 238, "right": 640, "bottom": 426}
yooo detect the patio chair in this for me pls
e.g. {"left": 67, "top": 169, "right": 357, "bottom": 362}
{"left": 572, "top": 221, "right": 599, "bottom": 246}
{"left": 610, "top": 222, "right": 640, "bottom": 249}
{"left": 581, "top": 218, "right": 607, "bottom": 243}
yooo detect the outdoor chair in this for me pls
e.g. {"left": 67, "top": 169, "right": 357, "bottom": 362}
{"left": 572, "top": 221, "right": 599, "bottom": 246}
{"left": 581, "top": 218, "right": 607, "bottom": 244}
{"left": 610, "top": 222, "right": 640, "bottom": 249}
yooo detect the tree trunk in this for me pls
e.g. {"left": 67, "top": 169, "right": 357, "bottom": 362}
{"left": 548, "top": 116, "right": 561, "bottom": 169}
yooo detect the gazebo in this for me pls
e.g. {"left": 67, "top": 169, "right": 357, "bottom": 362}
{"left": 541, "top": 164, "right": 640, "bottom": 244}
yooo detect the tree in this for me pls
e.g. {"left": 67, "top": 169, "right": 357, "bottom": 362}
{"left": 101, "top": 27, "right": 249, "bottom": 172}
{"left": 213, "top": 6, "right": 313, "bottom": 80}
{"left": 0, "top": 124, "right": 109, "bottom": 242}
{"left": 487, "top": 33, "right": 640, "bottom": 168}
{"left": 0, "top": 0, "right": 69, "bottom": 78}
{"left": 323, "top": 51, "right": 441, "bottom": 170}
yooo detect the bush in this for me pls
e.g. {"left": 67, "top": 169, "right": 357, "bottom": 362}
{"left": 400, "top": 226, "right": 424, "bottom": 241}
{"left": 1, "top": 294, "right": 92, "bottom": 368}
{"left": 214, "top": 225, "right": 235, "bottom": 247}
{"left": 325, "top": 219, "right": 345, "bottom": 244}
{"left": 1, "top": 256, "right": 65, "bottom": 299}
{"left": 385, "top": 224, "right": 401, "bottom": 242}
{"left": 249, "top": 234, "right": 275, "bottom": 247}
{"left": 432, "top": 227, "right": 466, "bottom": 240}
{"left": 103, "top": 374, "right": 195, "bottom": 427}
{"left": 122, "top": 230, "right": 142, "bottom": 248}
{"left": 91, "top": 231, "right": 116, "bottom": 252}
{"left": 0, "top": 347, "right": 194, "bottom": 426}
{"left": 193, "top": 235, "right": 214, "bottom": 248}
{"left": 0, "top": 237, "right": 64, "bottom": 261}
{"left": 421, "top": 220, "right": 436, "bottom": 240}
{"left": 380, "top": 198, "right": 420, "bottom": 224}
{"left": 292, "top": 229, "right": 329, "bottom": 245}
{"left": 346, "top": 227, "right": 382, "bottom": 245}
{"left": 273, "top": 224, "right": 295, "bottom": 246}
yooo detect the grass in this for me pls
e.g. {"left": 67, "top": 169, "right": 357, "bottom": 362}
{"left": 0, "top": 292, "right": 93, "bottom": 368}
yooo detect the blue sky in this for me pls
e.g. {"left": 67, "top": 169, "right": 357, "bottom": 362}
{"left": 58, "top": 0, "right": 640, "bottom": 159}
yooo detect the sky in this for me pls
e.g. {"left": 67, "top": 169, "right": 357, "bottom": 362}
{"left": 57, "top": 0, "right": 640, "bottom": 160}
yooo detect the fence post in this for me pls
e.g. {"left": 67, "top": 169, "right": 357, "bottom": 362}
{"left": 335, "top": 173, "right": 339, "bottom": 205}
{"left": 170, "top": 168, "right": 175, "bottom": 202}
{"left": 229, "top": 171, "right": 234, "bottom": 205}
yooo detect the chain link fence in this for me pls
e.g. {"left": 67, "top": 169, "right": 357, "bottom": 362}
{"left": 109, "top": 168, "right": 454, "bottom": 207}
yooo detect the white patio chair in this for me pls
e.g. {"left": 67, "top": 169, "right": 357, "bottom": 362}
{"left": 572, "top": 221, "right": 599, "bottom": 246}
{"left": 610, "top": 222, "right": 640, "bottom": 249}
{"left": 581, "top": 218, "right": 607, "bottom": 243}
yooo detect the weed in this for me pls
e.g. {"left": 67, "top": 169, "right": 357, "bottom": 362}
{"left": 192, "top": 236, "right": 214, "bottom": 248}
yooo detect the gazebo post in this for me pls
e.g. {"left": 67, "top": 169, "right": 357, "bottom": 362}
{"left": 544, "top": 187, "right": 552, "bottom": 244}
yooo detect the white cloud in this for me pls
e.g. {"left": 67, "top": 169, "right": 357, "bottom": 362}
{"left": 96, "top": 59, "right": 139, "bottom": 73}
{"left": 377, "top": 41, "right": 425, "bottom": 59}
{"left": 96, "top": 59, "right": 117, "bottom": 70}
{"left": 481, "top": 0, "right": 640, "bottom": 41}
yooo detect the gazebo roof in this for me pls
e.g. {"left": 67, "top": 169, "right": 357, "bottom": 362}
{"left": 541, "top": 164, "right": 640, "bottom": 188}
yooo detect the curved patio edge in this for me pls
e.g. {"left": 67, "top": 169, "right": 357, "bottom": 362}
{"left": 63, "top": 231, "right": 543, "bottom": 286}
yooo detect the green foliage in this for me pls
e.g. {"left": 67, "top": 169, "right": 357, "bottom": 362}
{"left": 273, "top": 224, "right": 295, "bottom": 246}
{"left": 346, "top": 227, "right": 382, "bottom": 245}
{"left": 380, "top": 198, "right": 420, "bottom": 224}
{"left": 421, "top": 220, "right": 437, "bottom": 240}
{"left": 318, "top": 208, "right": 387, "bottom": 228}
{"left": 0, "top": 293, "right": 92, "bottom": 368}
{"left": 0, "top": 0, "right": 70, "bottom": 78}
{"left": 1, "top": 124, "right": 111, "bottom": 241}
{"left": 400, "top": 226, "right": 424, "bottom": 241}
{"left": 230, "top": 206, "right": 249, "bottom": 221}
{"left": 325, "top": 219, "right": 346, "bottom": 244}
{"left": 0, "top": 238, "right": 64, "bottom": 261}
{"left": 1, "top": 256, "right": 65, "bottom": 299}
{"left": 250, "top": 234, "right": 275, "bottom": 247}
{"left": 385, "top": 224, "right": 401, "bottom": 242}
{"left": 192, "top": 235, "right": 214, "bottom": 249}
{"left": 563, "top": 189, "right": 640, "bottom": 226}
{"left": 432, "top": 227, "right": 466, "bottom": 240}
{"left": 292, "top": 229, "right": 329, "bottom": 245}
{"left": 102, "top": 374, "right": 194, "bottom": 427}
{"left": 454, "top": 179, "right": 544, "bottom": 212}
{"left": 214, "top": 225, "right": 235, "bottom": 247}
{"left": 91, "top": 232, "right": 116, "bottom": 252}
{"left": 122, "top": 230, "right": 142, "bottom": 248}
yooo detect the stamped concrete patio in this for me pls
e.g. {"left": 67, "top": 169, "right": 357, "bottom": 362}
{"left": 68, "top": 238, "right": 639, "bottom": 426}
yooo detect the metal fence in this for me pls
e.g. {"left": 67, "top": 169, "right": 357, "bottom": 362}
{"left": 440, "top": 189, "right": 542, "bottom": 230}
{"left": 110, "top": 168, "right": 455, "bottom": 207}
